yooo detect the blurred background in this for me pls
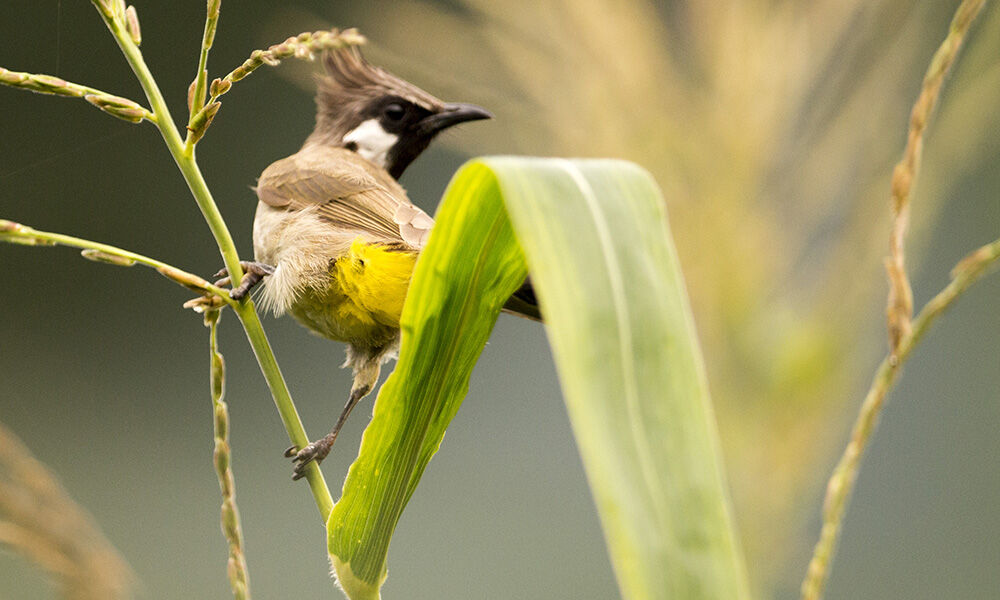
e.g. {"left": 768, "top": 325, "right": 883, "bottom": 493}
{"left": 1, "top": 1, "right": 998, "bottom": 598}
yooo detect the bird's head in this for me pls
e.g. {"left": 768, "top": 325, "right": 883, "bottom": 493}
{"left": 306, "top": 46, "right": 492, "bottom": 179}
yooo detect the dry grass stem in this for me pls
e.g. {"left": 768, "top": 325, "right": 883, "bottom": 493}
{"left": 801, "top": 2, "right": 991, "bottom": 596}
{"left": 0, "top": 424, "right": 132, "bottom": 600}
{"left": 205, "top": 311, "right": 252, "bottom": 599}
{"left": 802, "top": 234, "right": 999, "bottom": 600}
{"left": 886, "top": 0, "right": 986, "bottom": 353}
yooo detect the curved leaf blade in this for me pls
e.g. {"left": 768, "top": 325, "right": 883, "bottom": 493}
{"left": 328, "top": 157, "right": 749, "bottom": 600}
{"left": 327, "top": 162, "right": 528, "bottom": 598}
{"left": 490, "top": 157, "right": 750, "bottom": 599}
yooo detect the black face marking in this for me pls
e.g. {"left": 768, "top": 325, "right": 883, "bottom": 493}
{"left": 363, "top": 96, "right": 431, "bottom": 136}
{"left": 349, "top": 96, "right": 438, "bottom": 177}
{"left": 387, "top": 136, "right": 434, "bottom": 179}
{"left": 343, "top": 141, "right": 358, "bottom": 152}
{"left": 352, "top": 97, "right": 490, "bottom": 179}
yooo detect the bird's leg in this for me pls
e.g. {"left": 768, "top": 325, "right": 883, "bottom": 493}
{"left": 213, "top": 261, "right": 275, "bottom": 300}
{"left": 286, "top": 360, "right": 382, "bottom": 481}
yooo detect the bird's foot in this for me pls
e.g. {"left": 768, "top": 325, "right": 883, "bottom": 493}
{"left": 284, "top": 434, "right": 337, "bottom": 481}
{"left": 284, "top": 383, "right": 372, "bottom": 480}
{"left": 213, "top": 261, "right": 275, "bottom": 300}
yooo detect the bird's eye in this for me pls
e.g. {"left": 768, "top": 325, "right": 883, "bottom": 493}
{"left": 383, "top": 103, "right": 406, "bottom": 121}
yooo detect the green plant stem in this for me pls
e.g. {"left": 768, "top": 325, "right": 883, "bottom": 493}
{"left": 235, "top": 305, "right": 334, "bottom": 517}
{"left": 96, "top": 10, "right": 242, "bottom": 282}
{"left": 90, "top": 1, "right": 333, "bottom": 519}
{"left": 801, "top": 236, "right": 1000, "bottom": 600}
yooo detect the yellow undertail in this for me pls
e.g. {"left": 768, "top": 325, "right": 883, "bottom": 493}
{"left": 332, "top": 237, "right": 417, "bottom": 329}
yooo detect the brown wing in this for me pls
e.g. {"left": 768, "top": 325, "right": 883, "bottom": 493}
{"left": 256, "top": 145, "right": 433, "bottom": 248}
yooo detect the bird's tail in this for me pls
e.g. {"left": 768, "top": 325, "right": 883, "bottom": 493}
{"left": 502, "top": 278, "right": 542, "bottom": 321}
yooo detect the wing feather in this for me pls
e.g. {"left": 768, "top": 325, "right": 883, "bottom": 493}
{"left": 256, "top": 146, "right": 432, "bottom": 248}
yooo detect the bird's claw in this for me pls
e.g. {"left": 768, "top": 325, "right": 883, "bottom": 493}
{"left": 213, "top": 261, "right": 275, "bottom": 300}
{"left": 286, "top": 437, "right": 335, "bottom": 480}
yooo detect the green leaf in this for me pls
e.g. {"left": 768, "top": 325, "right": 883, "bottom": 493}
{"left": 327, "top": 161, "right": 528, "bottom": 598}
{"left": 494, "top": 158, "right": 750, "bottom": 599}
{"left": 328, "top": 157, "right": 749, "bottom": 600}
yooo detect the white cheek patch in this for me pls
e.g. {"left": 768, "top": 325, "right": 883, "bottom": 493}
{"left": 342, "top": 119, "right": 398, "bottom": 168}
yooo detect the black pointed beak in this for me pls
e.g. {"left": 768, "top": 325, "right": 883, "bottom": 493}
{"left": 418, "top": 103, "right": 493, "bottom": 135}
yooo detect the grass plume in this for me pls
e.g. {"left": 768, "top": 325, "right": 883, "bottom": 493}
{"left": 0, "top": 424, "right": 132, "bottom": 600}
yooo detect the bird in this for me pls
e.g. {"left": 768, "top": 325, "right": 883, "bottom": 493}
{"left": 217, "top": 45, "right": 538, "bottom": 480}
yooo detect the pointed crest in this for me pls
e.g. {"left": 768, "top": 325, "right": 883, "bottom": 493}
{"left": 321, "top": 46, "right": 443, "bottom": 110}
{"left": 308, "top": 46, "right": 445, "bottom": 146}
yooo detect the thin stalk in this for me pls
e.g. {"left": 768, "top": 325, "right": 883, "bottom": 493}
{"left": 185, "top": 0, "right": 222, "bottom": 151}
{"left": 207, "top": 310, "right": 252, "bottom": 600}
{"left": 89, "top": 1, "right": 333, "bottom": 518}
{"left": 0, "top": 219, "right": 234, "bottom": 303}
{"left": 0, "top": 67, "right": 153, "bottom": 124}
{"left": 801, "top": 236, "right": 1000, "bottom": 600}
{"left": 204, "top": 28, "right": 365, "bottom": 106}
{"left": 801, "top": 3, "right": 990, "bottom": 596}
{"left": 885, "top": 0, "right": 986, "bottom": 352}
{"left": 235, "top": 307, "right": 334, "bottom": 516}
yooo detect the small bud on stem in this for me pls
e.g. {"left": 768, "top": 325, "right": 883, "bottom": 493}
{"left": 84, "top": 93, "right": 150, "bottom": 123}
{"left": 187, "top": 101, "right": 221, "bottom": 143}
{"left": 124, "top": 6, "right": 142, "bottom": 46}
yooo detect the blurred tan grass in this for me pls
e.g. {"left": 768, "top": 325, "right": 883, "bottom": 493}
{"left": 0, "top": 423, "right": 131, "bottom": 600}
